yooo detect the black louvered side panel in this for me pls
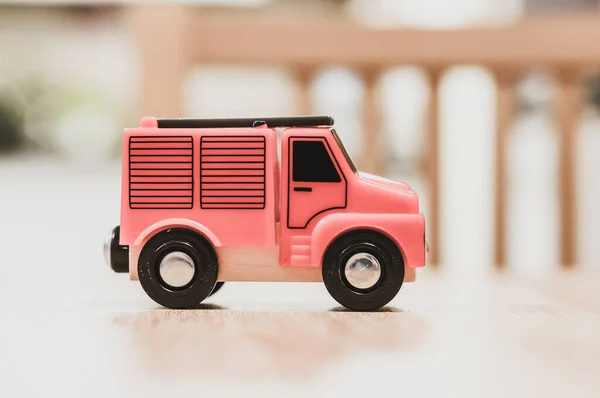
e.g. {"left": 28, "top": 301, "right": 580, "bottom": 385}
{"left": 200, "top": 135, "right": 266, "bottom": 210}
{"left": 129, "top": 136, "right": 194, "bottom": 209}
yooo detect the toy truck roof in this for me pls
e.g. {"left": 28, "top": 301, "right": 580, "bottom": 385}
{"left": 139, "top": 115, "right": 334, "bottom": 129}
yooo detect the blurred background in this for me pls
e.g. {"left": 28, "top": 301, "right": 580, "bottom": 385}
{"left": 1, "top": 0, "right": 600, "bottom": 275}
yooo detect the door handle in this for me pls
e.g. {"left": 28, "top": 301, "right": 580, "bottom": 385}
{"left": 294, "top": 187, "right": 312, "bottom": 192}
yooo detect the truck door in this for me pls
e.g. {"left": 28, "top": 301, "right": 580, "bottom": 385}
{"left": 287, "top": 137, "right": 347, "bottom": 229}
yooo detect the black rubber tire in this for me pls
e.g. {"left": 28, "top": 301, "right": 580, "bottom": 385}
{"left": 138, "top": 228, "right": 219, "bottom": 309}
{"left": 322, "top": 230, "right": 405, "bottom": 311}
{"left": 209, "top": 282, "right": 225, "bottom": 296}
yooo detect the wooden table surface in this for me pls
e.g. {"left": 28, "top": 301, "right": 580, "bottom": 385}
{"left": 1, "top": 157, "right": 599, "bottom": 397}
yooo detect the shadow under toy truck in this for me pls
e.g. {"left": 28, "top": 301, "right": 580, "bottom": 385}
{"left": 104, "top": 116, "right": 426, "bottom": 311}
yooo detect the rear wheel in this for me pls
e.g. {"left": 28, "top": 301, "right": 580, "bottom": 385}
{"left": 138, "top": 228, "right": 219, "bottom": 309}
{"left": 209, "top": 282, "right": 225, "bottom": 296}
{"left": 322, "top": 230, "right": 405, "bottom": 311}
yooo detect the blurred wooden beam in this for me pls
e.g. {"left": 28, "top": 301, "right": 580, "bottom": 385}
{"left": 493, "top": 70, "right": 518, "bottom": 269}
{"left": 189, "top": 10, "right": 600, "bottom": 69}
{"left": 126, "top": 6, "right": 194, "bottom": 118}
{"left": 555, "top": 70, "right": 582, "bottom": 268}
{"left": 426, "top": 69, "right": 442, "bottom": 267}
{"left": 292, "top": 67, "right": 316, "bottom": 115}
{"left": 359, "top": 68, "right": 383, "bottom": 175}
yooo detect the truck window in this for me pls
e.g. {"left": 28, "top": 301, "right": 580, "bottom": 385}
{"left": 292, "top": 140, "right": 341, "bottom": 183}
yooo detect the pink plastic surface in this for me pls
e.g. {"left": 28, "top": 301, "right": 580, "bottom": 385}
{"left": 120, "top": 117, "right": 426, "bottom": 276}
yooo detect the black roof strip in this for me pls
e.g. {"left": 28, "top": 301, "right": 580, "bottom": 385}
{"left": 156, "top": 116, "right": 334, "bottom": 129}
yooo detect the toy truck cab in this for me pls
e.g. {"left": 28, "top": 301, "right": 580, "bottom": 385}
{"left": 104, "top": 116, "right": 426, "bottom": 311}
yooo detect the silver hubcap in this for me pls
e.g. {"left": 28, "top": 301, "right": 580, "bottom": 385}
{"left": 344, "top": 252, "right": 382, "bottom": 290}
{"left": 159, "top": 251, "right": 195, "bottom": 288}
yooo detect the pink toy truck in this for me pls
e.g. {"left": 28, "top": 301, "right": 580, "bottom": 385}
{"left": 104, "top": 116, "right": 426, "bottom": 311}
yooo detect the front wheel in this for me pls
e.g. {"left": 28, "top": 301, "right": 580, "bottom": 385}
{"left": 322, "top": 230, "right": 405, "bottom": 311}
{"left": 138, "top": 228, "right": 219, "bottom": 309}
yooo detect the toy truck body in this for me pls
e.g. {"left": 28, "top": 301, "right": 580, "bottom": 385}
{"left": 105, "top": 116, "right": 426, "bottom": 311}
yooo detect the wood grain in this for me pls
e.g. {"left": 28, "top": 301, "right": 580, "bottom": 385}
{"left": 1, "top": 158, "right": 599, "bottom": 398}
{"left": 216, "top": 246, "right": 321, "bottom": 282}
{"left": 216, "top": 246, "right": 417, "bottom": 283}
{"left": 3, "top": 263, "right": 600, "bottom": 397}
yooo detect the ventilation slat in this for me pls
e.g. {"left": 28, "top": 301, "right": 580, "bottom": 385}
{"left": 200, "top": 142, "right": 265, "bottom": 149}
{"left": 129, "top": 142, "right": 193, "bottom": 149}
